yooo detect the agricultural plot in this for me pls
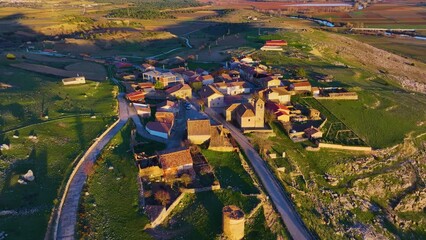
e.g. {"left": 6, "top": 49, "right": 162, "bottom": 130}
{"left": 301, "top": 97, "right": 368, "bottom": 147}
{"left": 314, "top": 2, "right": 426, "bottom": 29}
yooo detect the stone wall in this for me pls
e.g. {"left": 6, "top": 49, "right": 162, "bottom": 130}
{"left": 318, "top": 143, "right": 372, "bottom": 152}
{"left": 147, "top": 192, "right": 187, "bottom": 228}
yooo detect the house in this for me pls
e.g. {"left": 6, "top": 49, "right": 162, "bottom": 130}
{"left": 290, "top": 81, "right": 312, "bottom": 92}
{"left": 261, "top": 40, "right": 287, "bottom": 51}
{"left": 195, "top": 68, "right": 209, "bottom": 76}
{"left": 62, "top": 76, "right": 86, "bottom": 85}
{"left": 165, "top": 83, "right": 192, "bottom": 99}
{"left": 309, "top": 108, "right": 321, "bottom": 120}
{"left": 264, "top": 87, "right": 292, "bottom": 105}
{"left": 216, "top": 73, "right": 233, "bottom": 82}
{"left": 158, "top": 147, "right": 194, "bottom": 177}
{"left": 226, "top": 98, "right": 265, "bottom": 128}
{"left": 187, "top": 119, "right": 211, "bottom": 144}
{"left": 155, "top": 111, "right": 175, "bottom": 125}
{"left": 311, "top": 87, "right": 320, "bottom": 96}
{"left": 133, "top": 103, "right": 151, "bottom": 118}
{"left": 158, "top": 100, "right": 179, "bottom": 114}
{"left": 143, "top": 71, "right": 183, "bottom": 88}
{"left": 146, "top": 122, "right": 172, "bottom": 139}
{"left": 190, "top": 75, "right": 214, "bottom": 86}
{"left": 209, "top": 125, "right": 235, "bottom": 152}
{"left": 137, "top": 63, "right": 155, "bottom": 72}
{"left": 199, "top": 85, "right": 225, "bottom": 108}
{"left": 213, "top": 81, "right": 250, "bottom": 95}
{"left": 126, "top": 91, "right": 146, "bottom": 102}
{"left": 258, "top": 76, "right": 281, "bottom": 88}
{"left": 239, "top": 65, "right": 268, "bottom": 82}
{"left": 182, "top": 70, "right": 197, "bottom": 82}
{"left": 145, "top": 111, "right": 175, "bottom": 139}
{"left": 266, "top": 101, "right": 291, "bottom": 122}
{"left": 304, "top": 126, "right": 323, "bottom": 140}
{"left": 132, "top": 82, "right": 155, "bottom": 92}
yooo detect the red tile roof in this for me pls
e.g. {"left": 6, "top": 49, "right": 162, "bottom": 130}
{"left": 158, "top": 148, "right": 193, "bottom": 170}
{"left": 265, "top": 40, "right": 287, "bottom": 46}
{"left": 292, "top": 81, "right": 311, "bottom": 87}
{"left": 126, "top": 91, "right": 146, "bottom": 101}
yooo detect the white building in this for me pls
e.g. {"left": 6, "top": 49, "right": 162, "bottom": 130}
{"left": 62, "top": 76, "right": 86, "bottom": 85}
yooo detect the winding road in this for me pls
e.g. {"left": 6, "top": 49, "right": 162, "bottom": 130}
{"left": 54, "top": 94, "right": 129, "bottom": 239}
{"left": 204, "top": 107, "right": 313, "bottom": 240}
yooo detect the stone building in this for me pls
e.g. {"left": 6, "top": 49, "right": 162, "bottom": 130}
{"left": 225, "top": 98, "right": 265, "bottom": 129}
{"left": 187, "top": 119, "right": 211, "bottom": 144}
{"left": 223, "top": 205, "right": 245, "bottom": 240}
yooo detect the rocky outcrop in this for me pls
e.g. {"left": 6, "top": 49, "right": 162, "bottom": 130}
{"left": 395, "top": 190, "right": 426, "bottom": 212}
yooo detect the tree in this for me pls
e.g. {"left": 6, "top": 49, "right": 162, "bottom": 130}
{"left": 296, "top": 68, "right": 307, "bottom": 78}
{"left": 265, "top": 110, "right": 276, "bottom": 124}
{"left": 155, "top": 190, "right": 170, "bottom": 207}
{"left": 180, "top": 174, "right": 192, "bottom": 187}
{"left": 154, "top": 81, "right": 164, "bottom": 90}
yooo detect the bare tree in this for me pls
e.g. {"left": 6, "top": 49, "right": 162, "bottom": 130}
{"left": 155, "top": 190, "right": 171, "bottom": 207}
{"left": 180, "top": 174, "right": 192, "bottom": 187}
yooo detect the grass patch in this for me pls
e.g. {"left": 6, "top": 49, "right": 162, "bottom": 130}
{"left": 0, "top": 117, "right": 109, "bottom": 239}
{"left": 77, "top": 122, "right": 152, "bottom": 239}
{"left": 201, "top": 150, "right": 259, "bottom": 194}
{"left": 245, "top": 208, "right": 278, "bottom": 240}
{"left": 318, "top": 91, "right": 426, "bottom": 148}
{"left": 163, "top": 189, "right": 260, "bottom": 239}
{"left": 0, "top": 62, "right": 117, "bottom": 131}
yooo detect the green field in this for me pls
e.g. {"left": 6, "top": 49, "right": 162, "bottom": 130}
{"left": 0, "top": 117, "right": 110, "bottom": 239}
{"left": 318, "top": 91, "right": 426, "bottom": 148}
{"left": 201, "top": 150, "right": 259, "bottom": 195}
{"left": 0, "top": 61, "right": 117, "bottom": 131}
{"left": 77, "top": 122, "right": 152, "bottom": 239}
{"left": 301, "top": 97, "right": 367, "bottom": 147}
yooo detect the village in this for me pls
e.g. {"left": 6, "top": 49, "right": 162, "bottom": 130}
{"left": 2, "top": 0, "right": 426, "bottom": 237}
{"left": 48, "top": 39, "right": 364, "bottom": 237}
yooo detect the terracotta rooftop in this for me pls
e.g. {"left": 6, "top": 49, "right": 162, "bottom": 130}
{"left": 155, "top": 111, "right": 174, "bottom": 124}
{"left": 187, "top": 119, "right": 211, "bottom": 136}
{"left": 292, "top": 81, "right": 311, "bottom": 87}
{"left": 158, "top": 148, "right": 193, "bottom": 170}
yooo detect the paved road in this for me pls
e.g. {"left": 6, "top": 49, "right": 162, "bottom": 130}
{"left": 55, "top": 94, "right": 130, "bottom": 239}
{"left": 204, "top": 107, "right": 312, "bottom": 240}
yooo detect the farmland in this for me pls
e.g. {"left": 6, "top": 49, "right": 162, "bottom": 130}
{"left": 314, "top": 1, "right": 426, "bottom": 29}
